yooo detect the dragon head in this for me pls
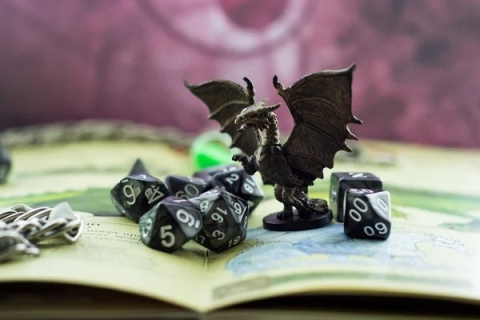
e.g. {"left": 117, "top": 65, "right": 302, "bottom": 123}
{"left": 235, "top": 99, "right": 281, "bottom": 132}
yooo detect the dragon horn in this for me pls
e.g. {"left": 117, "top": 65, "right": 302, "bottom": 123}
{"left": 350, "top": 115, "right": 363, "bottom": 125}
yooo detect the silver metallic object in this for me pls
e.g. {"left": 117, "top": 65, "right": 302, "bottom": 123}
{"left": 0, "top": 202, "right": 84, "bottom": 263}
{"left": 0, "top": 229, "right": 40, "bottom": 262}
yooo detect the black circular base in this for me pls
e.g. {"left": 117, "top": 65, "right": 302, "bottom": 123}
{"left": 263, "top": 209, "right": 333, "bottom": 232}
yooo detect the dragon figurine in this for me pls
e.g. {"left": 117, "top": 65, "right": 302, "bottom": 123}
{"left": 184, "top": 64, "right": 362, "bottom": 231}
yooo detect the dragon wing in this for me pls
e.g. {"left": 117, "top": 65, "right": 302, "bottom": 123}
{"left": 279, "top": 64, "right": 362, "bottom": 179}
{"left": 184, "top": 79, "right": 260, "bottom": 157}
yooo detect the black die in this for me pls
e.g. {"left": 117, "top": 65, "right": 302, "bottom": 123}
{"left": 330, "top": 172, "right": 382, "bottom": 222}
{"left": 139, "top": 197, "right": 203, "bottom": 253}
{"left": 192, "top": 164, "right": 239, "bottom": 182}
{"left": 209, "top": 168, "right": 263, "bottom": 214}
{"left": 344, "top": 188, "right": 391, "bottom": 240}
{"left": 110, "top": 173, "right": 170, "bottom": 222}
{"left": 164, "top": 175, "right": 208, "bottom": 200}
{"left": 129, "top": 158, "right": 149, "bottom": 175}
{"left": 0, "top": 144, "right": 11, "bottom": 184}
{"left": 190, "top": 188, "right": 248, "bottom": 253}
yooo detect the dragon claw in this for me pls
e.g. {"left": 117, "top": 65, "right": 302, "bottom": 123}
{"left": 232, "top": 154, "right": 247, "bottom": 164}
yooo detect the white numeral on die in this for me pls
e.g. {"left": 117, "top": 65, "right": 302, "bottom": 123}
{"left": 122, "top": 184, "right": 139, "bottom": 205}
{"left": 365, "top": 191, "right": 391, "bottom": 221}
{"left": 175, "top": 183, "right": 200, "bottom": 199}
{"left": 141, "top": 218, "right": 153, "bottom": 239}
{"left": 225, "top": 173, "right": 239, "bottom": 184}
{"left": 364, "top": 222, "right": 388, "bottom": 236}
{"left": 212, "top": 230, "right": 225, "bottom": 240}
{"left": 349, "top": 188, "right": 373, "bottom": 194}
{"left": 196, "top": 235, "right": 206, "bottom": 244}
{"left": 234, "top": 203, "right": 241, "bottom": 214}
{"left": 348, "top": 198, "right": 368, "bottom": 222}
{"left": 145, "top": 185, "right": 164, "bottom": 204}
{"left": 228, "top": 236, "right": 241, "bottom": 248}
{"left": 211, "top": 207, "right": 228, "bottom": 223}
{"left": 374, "top": 197, "right": 390, "bottom": 220}
{"left": 160, "top": 225, "right": 175, "bottom": 248}
{"left": 176, "top": 209, "right": 201, "bottom": 228}
{"left": 199, "top": 200, "right": 209, "bottom": 213}
{"left": 243, "top": 178, "right": 256, "bottom": 193}
{"left": 348, "top": 172, "right": 367, "bottom": 178}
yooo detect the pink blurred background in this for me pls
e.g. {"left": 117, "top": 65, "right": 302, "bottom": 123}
{"left": 0, "top": 0, "right": 479, "bottom": 148}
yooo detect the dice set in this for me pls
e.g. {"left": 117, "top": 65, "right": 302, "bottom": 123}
{"left": 111, "top": 159, "right": 392, "bottom": 252}
{"left": 110, "top": 160, "right": 263, "bottom": 254}
{"left": 330, "top": 172, "right": 392, "bottom": 240}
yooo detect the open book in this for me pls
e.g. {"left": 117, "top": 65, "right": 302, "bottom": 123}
{"left": 0, "top": 140, "right": 480, "bottom": 317}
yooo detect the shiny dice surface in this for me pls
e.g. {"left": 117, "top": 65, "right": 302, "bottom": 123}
{"left": 192, "top": 164, "right": 239, "bottom": 182}
{"left": 190, "top": 187, "right": 248, "bottom": 253}
{"left": 129, "top": 158, "right": 149, "bottom": 176}
{"left": 330, "top": 172, "right": 382, "bottom": 222}
{"left": 110, "top": 173, "right": 170, "bottom": 222}
{"left": 164, "top": 175, "right": 208, "bottom": 200}
{"left": 209, "top": 167, "right": 263, "bottom": 214}
{"left": 343, "top": 188, "right": 391, "bottom": 240}
{"left": 0, "top": 144, "right": 11, "bottom": 184}
{"left": 139, "top": 196, "right": 203, "bottom": 253}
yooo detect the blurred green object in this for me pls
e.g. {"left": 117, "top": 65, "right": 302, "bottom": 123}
{"left": 191, "top": 131, "right": 234, "bottom": 171}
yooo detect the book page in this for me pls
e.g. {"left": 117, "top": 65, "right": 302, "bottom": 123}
{"left": 1, "top": 139, "right": 480, "bottom": 313}
{"left": 202, "top": 142, "right": 480, "bottom": 311}
{"left": 0, "top": 141, "right": 210, "bottom": 312}
{"left": 0, "top": 214, "right": 209, "bottom": 311}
